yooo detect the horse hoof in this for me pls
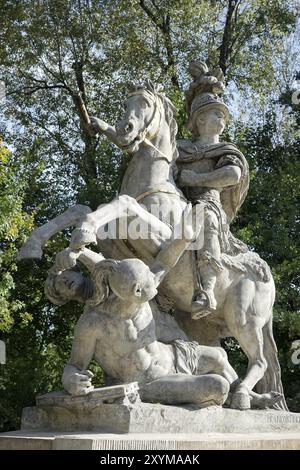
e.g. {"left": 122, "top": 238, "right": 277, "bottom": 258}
{"left": 230, "top": 392, "right": 251, "bottom": 410}
{"left": 70, "top": 228, "right": 96, "bottom": 249}
{"left": 254, "top": 391, "right": 284, "bottom": 409}
{"left": 18, "top": 238, "right": 43, "bottom": 260}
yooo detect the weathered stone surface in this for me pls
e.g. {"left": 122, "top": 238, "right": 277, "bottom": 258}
{"left": 20, "top": 403, "right": 300, "bottom": 435}
{"left": 1, "top": 430, "right": 300, "bottom": 450}
{"left": 37, "top": 383, "right": 140, "bottom": 407}
{"left": 18, "top": 74, "right": 288, "bottom": 414}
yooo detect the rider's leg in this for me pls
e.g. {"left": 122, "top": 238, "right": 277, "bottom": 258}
{"left": 191, "top": 208, "right": 222, "bottom": 318}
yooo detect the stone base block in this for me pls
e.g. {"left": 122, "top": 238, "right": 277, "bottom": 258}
{"left": 20, "top": 402, "right": 300, "bottom": 435}
{"left": 0, "top": 430, "right": 300, "bottom": 450}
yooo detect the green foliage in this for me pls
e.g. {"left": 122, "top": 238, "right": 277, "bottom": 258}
{"left": 0, "top": 142, "right": 34, "bottom": 331}
{"left": 232, "top": 107, "right": 300, "bottom": 410}
{"left": 0, "top": 0, "right": 299, "bottom": 429}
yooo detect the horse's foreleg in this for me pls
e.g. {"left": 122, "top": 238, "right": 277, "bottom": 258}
{"left": 70, "top": 195, "right": 172, "bottom": 248}
{"left": 18, "top": 205, "right": 92, "bottom": 259}
{"left": 230, "top": 326, "right": 267, "bottom": 410}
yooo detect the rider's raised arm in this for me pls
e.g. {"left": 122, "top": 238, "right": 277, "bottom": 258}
{"left": 89, "top": 117, "right": 122, "bottom": 148}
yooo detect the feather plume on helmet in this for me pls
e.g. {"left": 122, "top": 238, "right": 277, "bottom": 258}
{"left": 185, "top": 61, "right": 229, "bottom": 134}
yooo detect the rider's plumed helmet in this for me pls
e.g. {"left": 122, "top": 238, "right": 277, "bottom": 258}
{"left": 186, "top": 60, "right": 230, "bottom": 134}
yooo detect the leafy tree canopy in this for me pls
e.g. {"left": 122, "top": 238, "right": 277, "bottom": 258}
{"left": 0, "top": 0, "right": 299, "bottom": 430}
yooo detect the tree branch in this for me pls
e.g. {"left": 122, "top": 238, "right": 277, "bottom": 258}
{"left": 140, "top": 0, "right": 163, "bottom": 30}
{"left": 139, "top": 1, "right": 179, "bottom": 88}
{"left": 218, "top": 0, "right": 240, "bottom": 76}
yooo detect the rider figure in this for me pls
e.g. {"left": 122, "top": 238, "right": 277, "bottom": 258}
{"left": 177, "top": 61, "right": 249, "bottom": 319}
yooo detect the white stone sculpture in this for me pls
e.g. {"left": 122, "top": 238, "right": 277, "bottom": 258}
{"left": 45, "top": 241, "right": 282, "bottom": 410}
{"left": 19, "top": 67, "right": 288, "bottom": 411}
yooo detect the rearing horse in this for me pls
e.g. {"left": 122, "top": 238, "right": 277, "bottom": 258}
{"left": 19, "top": 82, "right": 287, "bottom": 411}
{"left": 70, "top": 81, "right": 187, "bottom": 249}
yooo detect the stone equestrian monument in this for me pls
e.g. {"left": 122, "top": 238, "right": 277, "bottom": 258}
{"left": 6, "top": 61, "right": 299, "bottom": 448}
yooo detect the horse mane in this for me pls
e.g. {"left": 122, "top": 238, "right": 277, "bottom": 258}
{"left": 129, "top": 81, "right": 179, "bottom": 162}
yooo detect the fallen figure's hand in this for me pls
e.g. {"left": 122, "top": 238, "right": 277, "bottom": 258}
{"left": 62, "top": 366, "right": 94, "bottom": 396}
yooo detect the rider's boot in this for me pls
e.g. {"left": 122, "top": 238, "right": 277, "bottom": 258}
{"left": 191, "top": 251, "right": 223, "bottom": 320}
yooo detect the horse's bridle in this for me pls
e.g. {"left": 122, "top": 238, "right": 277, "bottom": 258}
{"left": 126, "top": 89, "right": 172, "bottom": 163}
{"left": 124, "top": 89, "right": 185, "bottom": 204}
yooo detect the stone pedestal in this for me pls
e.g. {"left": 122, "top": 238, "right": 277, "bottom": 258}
{"left": 1, "top": 430, "right": 300, "bottom": 450}
{"left": 1, "top": 390, "right": 300, "bottom": 449}
{"left": 19, "top": 401, "right": 300, "bottom": 435}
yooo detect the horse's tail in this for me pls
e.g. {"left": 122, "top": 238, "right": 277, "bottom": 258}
{"left": 256, "top": 315, "right": 289, "bottom": 411}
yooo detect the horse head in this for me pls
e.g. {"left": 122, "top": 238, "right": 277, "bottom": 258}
{"left": 115, "top": 81, "right": 177, "bottom": 157}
